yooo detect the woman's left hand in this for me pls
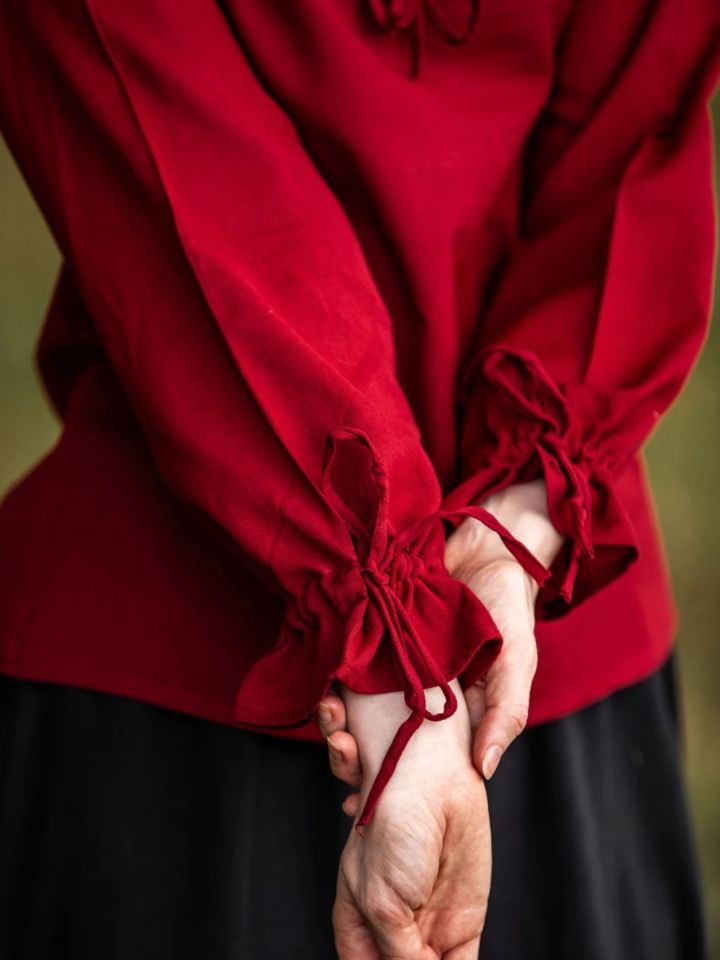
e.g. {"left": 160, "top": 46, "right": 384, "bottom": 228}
{"left": 317, "top": 479, "right": 565, "bottom": 814}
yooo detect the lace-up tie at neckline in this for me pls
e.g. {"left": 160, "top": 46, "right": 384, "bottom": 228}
{"left": 366, "top": 0, "right": 482, "bottom": 77}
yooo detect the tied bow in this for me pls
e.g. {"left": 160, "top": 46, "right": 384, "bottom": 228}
{"left": 367, "top": 0, "right": 481, "bottom": 77}
{"left": 322, "top": 426, "right": 551, "bottom": 831}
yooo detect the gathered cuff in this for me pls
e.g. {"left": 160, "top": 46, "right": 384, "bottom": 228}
{"left": 231, "top": 425, "right": 550, "bottom": 832}
{"left": 449, "top": 344, "right": 640, "bottom": 619}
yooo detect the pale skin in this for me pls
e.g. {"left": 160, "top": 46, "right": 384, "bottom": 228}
{"left": 317, "top": 479, "right": 565, "bottom": 959}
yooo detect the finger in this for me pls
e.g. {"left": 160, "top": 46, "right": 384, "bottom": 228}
{"left": 341, "top": 792, "right": 360, "bottom": 818}
{"left": 369, "top": 913, "right": 439, "bottom": 960}
{"left": 441, "top": 935, "right": 482, "bottom": 960}
{"left": 333, "top": 879, "right": 382, "bottom": 960}
{"left": 362, "top": 888, "right": 440, "bottom": 960}
{"left": 317, "top": 692, "right": 349, "bottom": 737}
{"left": 327, "top": 731, "right": 364, "bottom": 788}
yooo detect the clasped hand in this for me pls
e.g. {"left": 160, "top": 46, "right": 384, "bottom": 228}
{"left": 317, "top": 480, "right": 564, "bottom": 959}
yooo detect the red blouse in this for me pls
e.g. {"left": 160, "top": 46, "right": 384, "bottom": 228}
{"left": 0, "top": 0, "right": 718, "bottom": 826}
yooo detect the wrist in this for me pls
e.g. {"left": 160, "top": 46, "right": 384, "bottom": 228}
{"left": 448, "top": 479, "right": 564, "bottom": 573}
{"left": 484, "top": 479, "right": 564, "bottom": 563}
{"left": 336, "top": 678, "right": 473, "bottom": 782}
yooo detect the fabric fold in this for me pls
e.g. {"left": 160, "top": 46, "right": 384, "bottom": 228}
{"left": 446, "top": 343, "right": 640, "bottom": 618}
{"left": 366, "top": 0, "right": 481, "bottom": 77}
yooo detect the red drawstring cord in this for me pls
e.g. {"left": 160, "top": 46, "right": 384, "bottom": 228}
{"left": 353, "top": 502, "right": 551, "bottom": 833}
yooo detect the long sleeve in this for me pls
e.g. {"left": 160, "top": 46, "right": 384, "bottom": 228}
{"left": 441, "top": 0, "right": 720, "bottom": 618}
{"left": 0, "top": 0, "right": 551, "bottom": 827}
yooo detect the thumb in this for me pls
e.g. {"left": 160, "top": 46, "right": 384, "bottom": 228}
{"left": 471, "top": 632, "right": 537, "bottom": 780}
{"left": 459, "top": 557, "right": 539, "bottom": 781}
{"left": 467, "top": 562, "right": 538, "bottom": 780}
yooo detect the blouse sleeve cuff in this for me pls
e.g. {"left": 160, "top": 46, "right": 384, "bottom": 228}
{"left": 448, "top": 344, "right": 640, "bottom": 619}
{"left": 230, "top": 425, "right": 550, "bottom": 832}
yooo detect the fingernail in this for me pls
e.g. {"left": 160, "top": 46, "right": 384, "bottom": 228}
{"left": 328, "top": 740, "right": 344, "bottom": 763}
{"left": 482, "top": 745, "right": 503, "bottom": 780}
{"left": 318, "top": 703, "right": 332, "bottom": 723}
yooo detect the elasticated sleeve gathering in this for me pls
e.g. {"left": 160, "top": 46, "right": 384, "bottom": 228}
{"left": 441, "top": 0, "right": 720, "bottom": 619}
{"left": 0, "top": 0, "right": 553, "bottom": 829}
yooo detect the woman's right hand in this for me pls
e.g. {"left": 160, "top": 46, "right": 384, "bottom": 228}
{"left": 331, "top": 680, "right": 491, "bottom": 960}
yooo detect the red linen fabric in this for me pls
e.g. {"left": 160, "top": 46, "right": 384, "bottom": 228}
{"left": 0, "top": 0, "right": 718, "bottom": 824}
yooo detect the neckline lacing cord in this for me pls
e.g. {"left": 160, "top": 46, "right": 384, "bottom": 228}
{"left": 367, "top": 0, "right": 482, "bottom": 78}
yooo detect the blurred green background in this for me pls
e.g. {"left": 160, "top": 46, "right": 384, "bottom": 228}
{"left": 2, "top": 93, "right": 720, "bottom": 954}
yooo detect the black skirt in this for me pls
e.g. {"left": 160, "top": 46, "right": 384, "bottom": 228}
{"left": 0, "top": 652, "right": 707, "bottom": 960}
